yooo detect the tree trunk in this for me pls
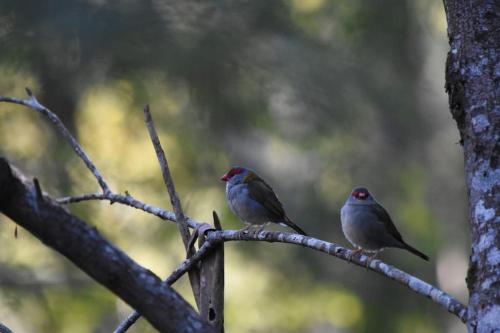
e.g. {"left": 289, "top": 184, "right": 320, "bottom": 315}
{"left": 443, "top": 1, "right": 500, "bottom": 332}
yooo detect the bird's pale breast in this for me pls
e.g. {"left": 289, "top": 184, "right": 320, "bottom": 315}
{"left": 226, "top": 183, "right": 269, "bottom": 225}
{"left": 341, "top": 203, "right": 395, "bottom": 251}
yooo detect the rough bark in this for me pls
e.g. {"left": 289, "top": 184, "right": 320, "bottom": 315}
{"left": 0, "top": 157, "right": 214, "bottom": 333}
{"left": 443, "top": 0, "right": 500, "bottom": 332}
{"left": 198, "top": 212, "right": 225, "bottom": 332}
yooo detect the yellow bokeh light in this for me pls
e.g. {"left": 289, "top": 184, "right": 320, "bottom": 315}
{"left": 0, "top": 66, "right": 46, "bottom": 160}
{"left": 75, "top": 82, "right": 168, "bottom": 187}
{"left": 290, "top": 0, "right": 326, "bottom": 14}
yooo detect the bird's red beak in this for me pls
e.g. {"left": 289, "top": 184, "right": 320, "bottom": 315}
{"left": 220, "top": 173, "right": 229, "bottom": 182}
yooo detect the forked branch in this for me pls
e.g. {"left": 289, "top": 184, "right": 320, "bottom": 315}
{"left": 0, "top": 90, "right": 468, "bottom": 329}
{"left": 0, "top": 158, "right": 214, "bottom": 333}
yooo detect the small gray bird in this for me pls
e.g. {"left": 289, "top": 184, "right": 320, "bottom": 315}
{"left": 340, "top": 186, "right": 429, "bottom": 261}
{"left": 221, "top": 166, "right": 307, "bottom": 235}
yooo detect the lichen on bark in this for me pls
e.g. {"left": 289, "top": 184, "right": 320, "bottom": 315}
{"left": 443, "top": 0, "right": 500, "bottom": 331}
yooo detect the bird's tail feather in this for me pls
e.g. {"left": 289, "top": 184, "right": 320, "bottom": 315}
{"left": 282, "top": 217, "right": 308, "bottom": 236}
{"left": 402, "top": 241, "right": 429, "bottom": 261}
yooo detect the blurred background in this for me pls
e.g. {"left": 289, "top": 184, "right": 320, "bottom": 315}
{"left": 0, "top": 1, "right": 469, "bottom": 332}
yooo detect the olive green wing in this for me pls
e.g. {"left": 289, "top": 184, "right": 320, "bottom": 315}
{"left": 373, "top": 202, "right": 404, "bottom": 242}
{"left": 245, "top": 172, "right": 285, "bottom": 221}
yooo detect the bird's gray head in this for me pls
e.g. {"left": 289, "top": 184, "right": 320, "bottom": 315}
{"left": 220, "top": 166, "right": 250, "bottom": 185}
{"left": 348, "top": 186, "right": 375, "bottom": 203}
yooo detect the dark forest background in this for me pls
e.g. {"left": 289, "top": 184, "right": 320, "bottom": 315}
{"left": 0, "top": 1, "right": 468, "bottom": 332}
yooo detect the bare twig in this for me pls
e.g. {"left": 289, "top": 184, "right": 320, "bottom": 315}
{"left": 114, "top": 239, "right": 218, "bottom": 333}
{"left": 143, "top": 105, "right": 202, "bottom": 307}
{"left": 112, "top": 312, "right": 139, "bottom": 333}
{"left": 165, "top": 240, "right": 217, "bottom": 284}
{"left": 143, "top": 106, "right": 191, "bottom": 246}
{"left": 57, "top": 192, "right": 199, "bottom": 228}
{"left": 1, "top": 92, "right": 467, "bottom": 325}
{"left": 0, "top": 89, "right": 111, "bottom": 194}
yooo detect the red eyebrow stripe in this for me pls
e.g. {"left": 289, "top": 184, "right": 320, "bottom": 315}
{"left": 231, "top": 168, "right": 243, "bottom": 175}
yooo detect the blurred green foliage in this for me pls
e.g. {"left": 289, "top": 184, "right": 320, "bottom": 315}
{"left": 0, "top": 1, "right": 468, "bottom": 332}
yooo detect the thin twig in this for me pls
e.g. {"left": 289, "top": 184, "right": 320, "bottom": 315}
{"left": 143, "top": 105, "right": 202, "bottom": 308}
{"left": 143, "top": 105, "right": 191, "bottom": 247}
{"left": 57, "top": 192, "right": 199, "bottom": 228}
{"left": 0, "top": 89, "right": 111, "bottom": 194}
{"left": 113, "top": 240, "right": 218, "bottom": 333}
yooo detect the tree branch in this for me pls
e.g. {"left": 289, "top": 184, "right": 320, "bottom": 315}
{"left": 143, "top": 105, "right": 191, "bottom": 244}
{"left": 0, "top": 322, "right": 13, "bottom": 333}
{"left": 0, "top": 89, "right": 111, "bottom": 194}
{"left": 0, "top": 157, "right": 214, "bottom": 333}
{"left": 116, "top": 216, "right": 469, "bottom": 330}
{"left": 62, "top": 189, "right": 468, "bottom": 323}
{"left": 114, "top": 239, "right": 219, "bottom": 333}
{"left": 57, "top": 192, "right": 199, "bottom": 228}
{"left": 143, "top": 105, "right": 202, "bottom": 308}
{"left": 1, "top": 91, "right": 467, "bottom": 326}
{"left": 211, "top": 230, "right": 468, "bottom": 322}
{"left": 4, "top": 151, "right": 469, "bottom": 326}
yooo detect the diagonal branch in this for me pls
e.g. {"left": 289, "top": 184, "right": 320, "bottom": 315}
{"left": 0, "top": 92, "right": 205, "bottom": 311}
{"left": 0, "top": 157, "right": 214, "bottom": 333}
{"left": 143, "top": 105, "right": 201, "bottom": 307}
{"left": 113, "top": 239, "right": 218, "bottom": 333}
{"left": 0, "top": 89, "right": 111, "bottom": 194}
{"left": 57, "top": 192, "right": 200, "bottom": 228}
{"left": 0, "top": 322, "right": 13, "bottom": 333}
{"left": 142, "top": 105, "right": 192, "bottom": 247}
{"left": 1, "top": 92, "right": 467, "bottom": 325}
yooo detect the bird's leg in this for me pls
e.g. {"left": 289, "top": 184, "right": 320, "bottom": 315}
{"left": 241, "top": 223, "right": 252, "bottom": 234}
{"left": 255, "top": 224, "right": 266, "bottom": 234}
{"left": 366, "top": 251, "right": 379, "bottom": 267}
{"left": 348, "top": 248, "right": 364, "bottom": 261}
